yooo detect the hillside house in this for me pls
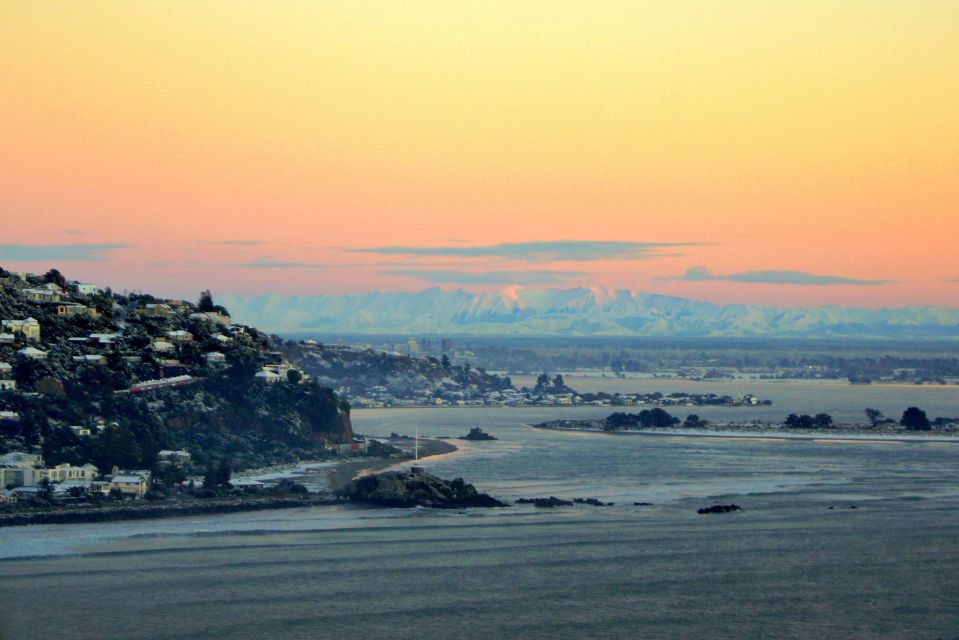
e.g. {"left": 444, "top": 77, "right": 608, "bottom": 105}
{"left": 22, "top": 287, "right": 63, "bottom": 303}
{"left": 158, "top": 450, "right": 192, "bottom": 466}
{"left": 0, "top": 380, "right": 17, "bottom": 391}
{"left": 2, "top": 318, "right": 41, "bottom": 341}
{"left": 151, "top": 340, "right": 175, "bottom": 352}
{"left": 205, "top": 351, "right": 227, "bottom": 364}
{"left": 18, "top": 346, "right": 47, "bottom": 360}
{"left": 166, "top": 330, "right": 193, "bottom": 343}
{"left": 74, "top": 282, "right": 100, "bottom": 296}
{"left": 135, "top": 303, "right": 175, "bottom": 319}
{"left": 57, "top": 303, "right": 98, "bottom": 318}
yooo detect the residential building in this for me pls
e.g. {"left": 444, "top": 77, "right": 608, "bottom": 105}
{"left": 72, "top": 354, "right": 107, "bottom": 365}
{"left": 0, "top": 333, "right": 14, "bottom": 345}
{"left": 189, "top": 311, "right": 232, "bottom": 325}
{"left": 205, "top": 351, "right": 227, "bottom": 364}
{"left": 134, "top": 303, "right": 175, "bottom": 319}
{"left": 0, "top": 362, "right": 12, "bottom": 375}
{"left": 17, "top": 346, "right": 47, "bottom": 360}
{"left": 46, "top": 463, "right": 99, "bottom": 483}
{"left": 0, "top": 380, "right": 16, "bottom": 391}
{"left": 151, "top": 340, "right": 175, "bottom": 352}
{"left": 166, "top": 330, "right": 193, "bottom": 343}
{"left": 2, "top": 318, "right": 41, "bottom": 341}
{"left": 69, "top": 425, "right": 93, "bottom": 437}
{"left": 158, "top": 450, "right": 192, "bottom": 466}
{"left": 74, "top": 282, "right": 100, "bottom": 296}
{"left": 22, "top": 287, "right": 62, "bottom": 303}
{"left": 254, "top": 370, "right": 282, "bottom": 383}
{"left": 57, "top": 303, "right": 98, "bottom": 318}
{"left": 110, "top": 474, "right": 149, "bottom": 497}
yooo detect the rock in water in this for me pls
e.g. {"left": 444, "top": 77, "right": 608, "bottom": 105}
{"left": 573, "top": 498, "right": 614, "bottom": 506}
{"left": 339, "top": 470, "right": 507, "bottom": 509}
{"left": 459, "top": 427, "right": 497, "bottom": 441}
{"left": 515, "top": 496, "right": 574, "bottom": 508}
{"left": 697, "top": 504, "right": 742, "bottom": 514}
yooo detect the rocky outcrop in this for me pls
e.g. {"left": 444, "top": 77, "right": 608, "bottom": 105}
{"left": 516, "top": 496, "right": 574, "bottom": 508}
{"left": 459, "top": 427, "right": 497, "bottom": 441}
{"left": 573, "top": 497, "right": 613, "bottom": 506}
{"left": 338, "top": 470, "right": 507, "bottom": 509}
{"left": 697, "top": 504, "right": 742, "bottom": 514}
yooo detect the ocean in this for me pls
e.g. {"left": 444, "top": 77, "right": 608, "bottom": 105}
{"left": 2, "top": 381, "right": 958, "bottom": 639}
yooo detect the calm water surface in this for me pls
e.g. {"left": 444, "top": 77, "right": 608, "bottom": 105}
{"left": 2, "top": 397, "right": 958, "bottom": 639}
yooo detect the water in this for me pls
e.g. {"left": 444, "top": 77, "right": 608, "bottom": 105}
{"left": 2, "top": 394, "right": 959, "bottom": 639}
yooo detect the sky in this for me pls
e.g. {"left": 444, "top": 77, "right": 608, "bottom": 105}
{"left": 1, "top": 1, "right": 957, "bottom": 308}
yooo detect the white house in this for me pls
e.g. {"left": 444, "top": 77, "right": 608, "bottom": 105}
{"left": 166, "top": 330, "right": 193, "bottom": 343}
{"left": 0, "top": 380, "right": 17, "bottom": 391}
{"left": 151, "top": 340, "right": 175, "bottom": 352}
{"left": 75, "top": 283, "right": 100, "bottom": 296}
{"left": 205, "top": 351, "right": 227, "bottom": 364}
{"left": 254, "top": 370, "right": 282, "bottom": 383}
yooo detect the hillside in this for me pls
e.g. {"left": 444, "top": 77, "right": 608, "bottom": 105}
{"left": 280, "top": 341, "right": 511, "bottom": 406}
{"left": 221, "top": 287, "right": 959, "bottom": 338}
{"left": 0, "top": 267, "right": 353, "bottom": 472}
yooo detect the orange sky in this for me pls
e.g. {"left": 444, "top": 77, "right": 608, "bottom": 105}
{"left": 1, "top": 1, "right": 957, "bottom": 307}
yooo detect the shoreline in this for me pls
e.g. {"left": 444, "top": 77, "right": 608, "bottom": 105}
{"left": 325, "top": 438, "right": 459, "bottom": 492}
{"left": 0, "top": 495, "right": 337, "bottom": 529}
{"left": 532, "top": 423, "right": 959, "bottom": 444}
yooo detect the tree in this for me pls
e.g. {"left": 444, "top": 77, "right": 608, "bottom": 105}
{"left": 287, "top": 369, "right": 302, "bottom": 385}
{"left": 813, "top": 413, "right": 833, "bottom": 429}
{"left": 441, "top": 354, "right": 451, "bottom": 371}
{"left": 534, "top": 373, "right": 551, "bottom": 393}
{"left": 684, "top": 414, "right": 707, "bottom": 429}
{"left": 901, "top": 407, "right": 931, "bottom": 431}
{"left": 864, "top": 408, "right": 884, "bottom": 428}
{"left": 198, "top": 290, "right": 216, "bottom": 312}
{"left": 42, "top": 268, "right": 68, "bottom": 290}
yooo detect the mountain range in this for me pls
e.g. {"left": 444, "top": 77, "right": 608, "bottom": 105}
{"left": 220, "top": 286, "right": 959, "bottom": 339}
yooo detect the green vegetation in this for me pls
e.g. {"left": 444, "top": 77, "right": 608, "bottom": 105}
{"left": 0, "top": 269, "right": 353, "bottom": 472}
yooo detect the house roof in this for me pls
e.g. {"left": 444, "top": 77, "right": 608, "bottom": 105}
{"left": 111, "top": 475, "right": 147, "bottom": 483}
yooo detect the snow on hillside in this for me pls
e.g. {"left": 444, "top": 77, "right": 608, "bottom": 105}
{"left": 220, "top": 287, "right": 959, "bottom": 338}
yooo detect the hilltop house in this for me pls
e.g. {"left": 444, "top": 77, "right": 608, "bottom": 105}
{"left": 74, "top": 282, "right": 100, "bottom": 296}
{"left": 254, "top": 370, "right": 282, "bottom": 383}
{"left": 190, "top": 311, "right": 231, "bottom": 325}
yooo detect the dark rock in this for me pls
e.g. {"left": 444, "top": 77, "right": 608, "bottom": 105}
{"left": 697, "top": 504, "right": 742, "bottom": 514}
{"left": 633, "top": 502, "right": 654, "bottom": 506}
{"left": 573, "top": 498, "right": 613, "bottom": 506}
{"left": 338, "top": 470, "right": 507, "bottom": 509}
{"left": 459, "top": 427, "right": 497, "bottom": 441}
{"left": 515, "top": 496, "right": 574, "bottom": 508}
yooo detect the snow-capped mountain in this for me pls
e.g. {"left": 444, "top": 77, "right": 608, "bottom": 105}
{"left": 220, "top": 287, "right": 959, "bottom": 338}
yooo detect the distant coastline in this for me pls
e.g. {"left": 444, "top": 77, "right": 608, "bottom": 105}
{"left": 533, "top": 421, "right": 959, "bottom": 444}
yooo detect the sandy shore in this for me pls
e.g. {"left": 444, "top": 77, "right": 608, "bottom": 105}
{"left": 325, "top": 438, "right": 459, "bottom": 492}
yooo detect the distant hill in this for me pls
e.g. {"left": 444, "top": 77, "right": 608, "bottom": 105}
{"left": 221, "top": 286, "right": 959, "bottom": 339}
